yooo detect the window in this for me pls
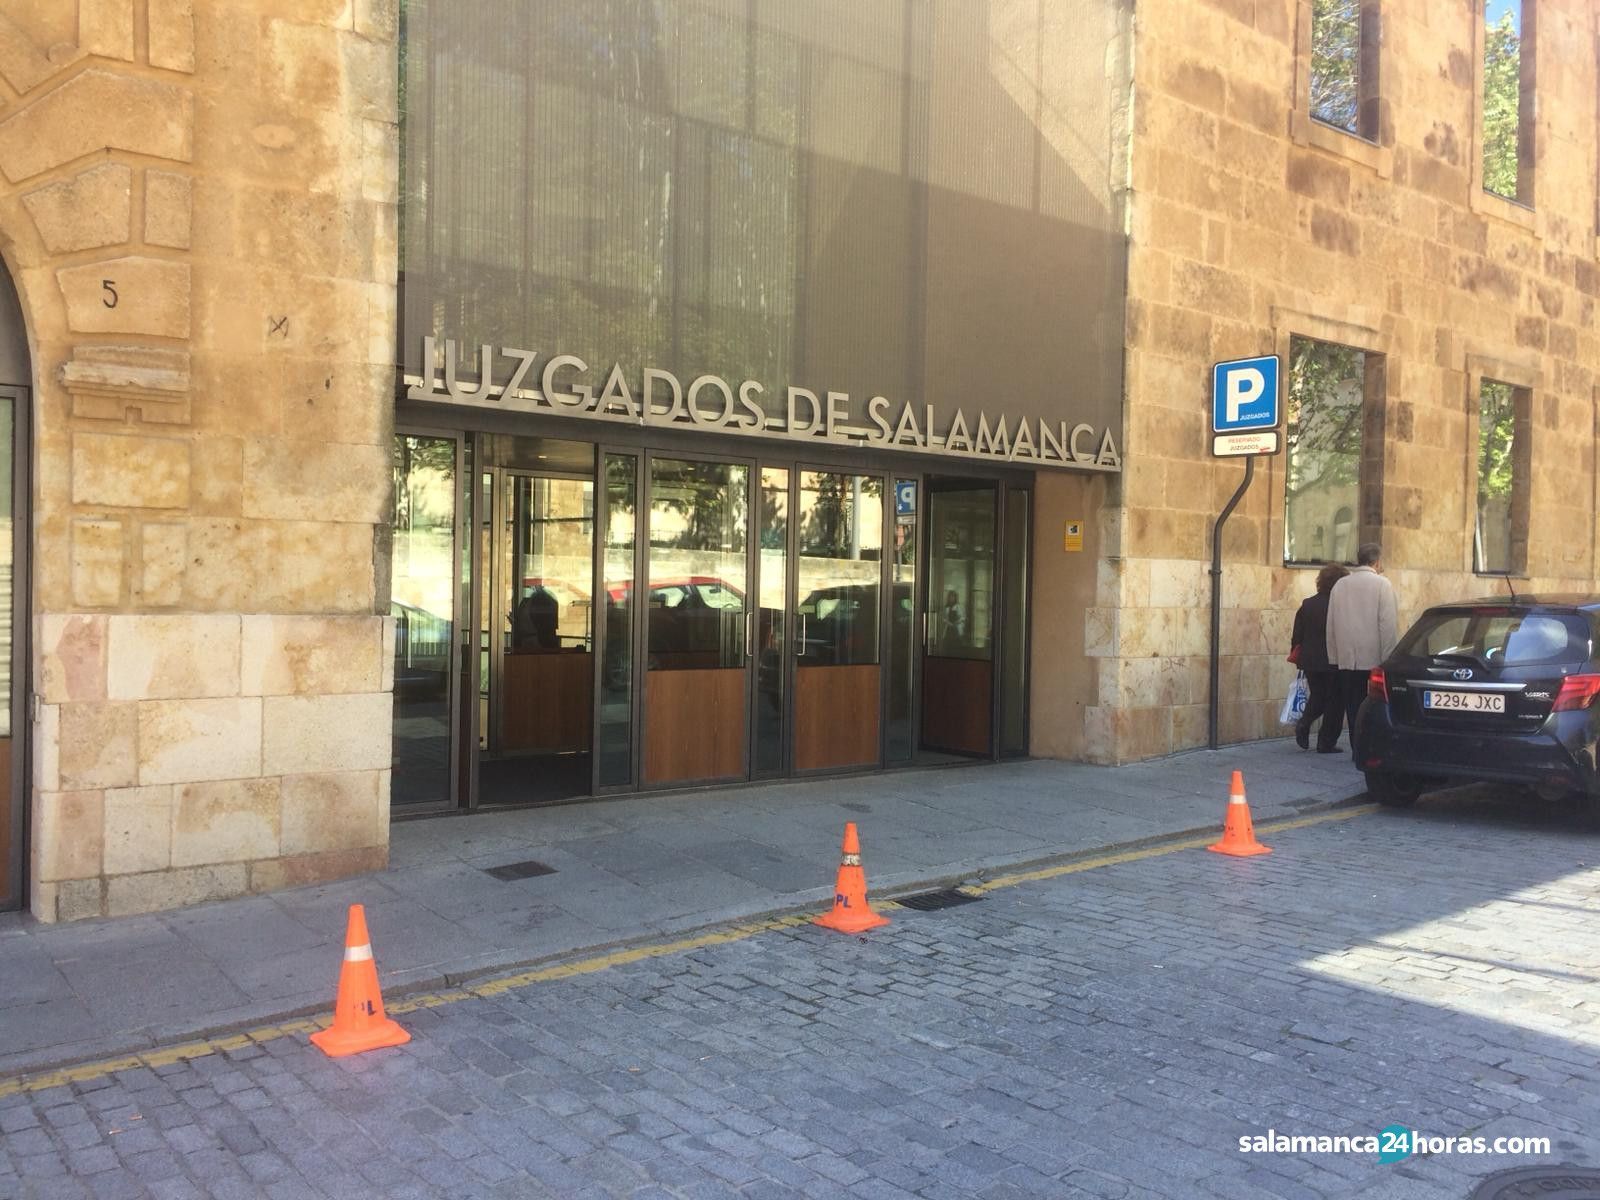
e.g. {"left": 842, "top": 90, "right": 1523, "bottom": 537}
{"left": 1284, "top": 337, "right": 1374, "bottom": 565}
{"left": 1482, "top": 0, "right": 1534, "bottom": 205}
{"left": 1474, "top": 378, "right": 1529, "bottom": 574}
{"left": 1399, "top": 610, "right": 1591, "bottom": 668}
{"left": 1309, "top": 0, "right": 1379, "bottom": 141}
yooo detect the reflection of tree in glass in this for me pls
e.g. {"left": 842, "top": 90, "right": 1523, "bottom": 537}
{"left": 392, "top": 436, "right": 455, "bottom": 530}
{"left": 1482, "top": 5, "right": 1521, "bottom": 200}
{"left": 1477, "top": 381, "right": 1515, "bottom": 506}
{"left": 605, "top": 456, "right": 636, "bottom": 548}
{"left": 1309, "top": 0, "right": 1360, "bottom": 133}
{"left": 653, "top": 463, "right": 747, "bottom": 552}
{"left": 799, "top": 475, "right": 884, "bottom": 560}
{"left": 802, "top": 474, "right": 850, "bottom": 558}
{"left": 1286, "top": 339, "right": 1363, "bottom": 506}
{"left": 759, "top": 478, "right": 787, "bottom": 550}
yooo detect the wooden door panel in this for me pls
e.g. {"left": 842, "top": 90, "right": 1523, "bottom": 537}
{"left": 795, "top": 665, "right": 880, "bottom": 770}
{"left": 921, "top": 656, "right": 992, "bottom": 755}
{"left": 644, "top": 668, "right": 746, "bottom": 783}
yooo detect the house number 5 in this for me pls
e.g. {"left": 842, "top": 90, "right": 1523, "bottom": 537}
{"left": 101, "top": 280, "right": 118, "bottom": 308}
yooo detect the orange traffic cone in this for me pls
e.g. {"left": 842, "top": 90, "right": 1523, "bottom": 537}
{"left": 814, "top": 822, "right": 890, "bottom": 934}
{"left": 1207, "top": 770, "right": 1271, "bottom": 857}
{"left": 309, "top": 904, "right": 411, "bottom": 1058}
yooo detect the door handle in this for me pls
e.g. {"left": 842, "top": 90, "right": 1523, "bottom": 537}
{"left": 797, "top": 613, "right": 807, "bottom": 657}
{"left": 746, "top": 611, "right": 755, "bottom": 662}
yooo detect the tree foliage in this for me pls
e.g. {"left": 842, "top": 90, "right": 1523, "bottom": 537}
{"left": 1477, "top": 381, "right": 1516, "bottom": 503}
{"left": 1285, "top": 338, "right": 1364, "bottom": 504}
{"left": 1309, "top": 0, "right": 1360, "bottom": 133}
{"left": 1482, "top": 6, "right": 1522, "bottom": 200}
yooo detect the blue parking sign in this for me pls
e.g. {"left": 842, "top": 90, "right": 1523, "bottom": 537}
{"left": 1212, "top": 355, "right": 1280, "bottom": 434}
{"left": 895, "top": 481, "right": 916, "bottom": 516}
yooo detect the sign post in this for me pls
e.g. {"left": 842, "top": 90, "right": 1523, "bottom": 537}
{"left": 1208, "top": 356, "right": 1282, "bottom": 750}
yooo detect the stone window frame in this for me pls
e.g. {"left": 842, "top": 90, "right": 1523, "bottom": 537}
{"left": 1290, "top": 0, "right": 1393, "bottom": 180}
{"left": 1468, "top": 0, "right": 1541, "bottom": 235}
{"left": 1461, "top": 349, "right": 1540, "bottom": 579}
{"left": 1267, "top": 304, "right": 1391, "bottom": 570}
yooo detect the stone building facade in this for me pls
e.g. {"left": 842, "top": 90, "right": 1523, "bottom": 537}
{"left": 1, "top": 1, "right": 398, "bottom": 921}
{"left": 1032, "top": 0, "right": 1600, "bottom": 763}
{"left": 2, "top": 0, "right": 1598, "bottom": 920}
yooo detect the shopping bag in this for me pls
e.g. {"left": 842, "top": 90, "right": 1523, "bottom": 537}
{"left": 1278, "top": 671, "right": 1309, "bottom": 725}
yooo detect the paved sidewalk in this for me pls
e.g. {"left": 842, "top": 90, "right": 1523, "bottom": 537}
{"left": 0, "top": 739, "right": 1364, "bottom": 1077}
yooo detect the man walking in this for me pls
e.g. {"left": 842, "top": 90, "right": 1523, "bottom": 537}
{"left": 1325, "top": 541, "right": 1399, "bottom": 763}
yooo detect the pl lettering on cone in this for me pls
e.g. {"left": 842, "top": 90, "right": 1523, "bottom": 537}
{"left": 309, "top": 903, "right": 411, "bottom": 1058}
{"left": 1206, "top": 769, "right": 1271, "bottom": 857}
{"left": 814, "top": 822, "right": 890, "bottom": 934}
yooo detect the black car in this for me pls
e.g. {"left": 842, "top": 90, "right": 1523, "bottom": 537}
{"left": 1356, "top": 596, "right": 1600, "bottom": 807}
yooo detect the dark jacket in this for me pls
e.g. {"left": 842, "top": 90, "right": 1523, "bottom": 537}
{"left": 1291, "top": 592, "right": 1334, "bottom": 673}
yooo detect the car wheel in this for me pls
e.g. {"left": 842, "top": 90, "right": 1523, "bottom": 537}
{"left": 1365, "top": 770, "right": 1422, "bottom": 808}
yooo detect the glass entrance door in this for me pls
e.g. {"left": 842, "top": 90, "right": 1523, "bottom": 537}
{"left": 921, "top": 481, "right": 997, "bottom": 756}
{"left": 479, "top": 469, "right": 595, "bottom": 803}
{"left": 641, "top": 457, "right": 751, "bottom": 785}
{"left": 793, "top": 471, "right": 885, "bottom": 771}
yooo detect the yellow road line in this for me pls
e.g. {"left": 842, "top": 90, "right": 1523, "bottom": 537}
{"left": 0, "top": 803, "right": 1374, "bottom": 1099}
{"left": 967, "top": 804, "right": 1377, "bottom": 895}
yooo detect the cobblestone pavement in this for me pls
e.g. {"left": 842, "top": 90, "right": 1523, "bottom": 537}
{"left": 4, "top": 788, "right": 1600, "bottom": 1199}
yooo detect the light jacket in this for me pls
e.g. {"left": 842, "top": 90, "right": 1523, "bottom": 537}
{"left": 1325, "top": 566, "right": 1399, "bottom": 671}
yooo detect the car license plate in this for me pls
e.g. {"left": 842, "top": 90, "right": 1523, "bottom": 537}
{"left": 1422, "top": 690, "right": 1505, "bottom": 713}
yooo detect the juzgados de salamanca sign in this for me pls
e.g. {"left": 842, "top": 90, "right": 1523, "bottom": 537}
{"left": 406, "top": 337, "right": 1121, "bottom": 472}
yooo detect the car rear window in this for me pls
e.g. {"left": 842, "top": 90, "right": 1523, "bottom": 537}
{"left": 1396, "top": 610, "right": 1594, "bottom": 667}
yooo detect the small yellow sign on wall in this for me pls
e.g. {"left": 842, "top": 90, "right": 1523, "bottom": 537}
{"left": 1063, "top": 521, "right": 1084, "bottom": 552}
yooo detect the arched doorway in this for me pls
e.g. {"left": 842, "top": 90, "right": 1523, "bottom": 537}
{"left": 0, "top": 259, "right": 29, "bottom": 912}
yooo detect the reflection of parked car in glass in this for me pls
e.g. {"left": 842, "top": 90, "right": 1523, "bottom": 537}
{"left": 602, "top": 578, "right": 747, "bottom": 681}
{"left": 605, "top": 577, "right": 744, "bottom": 609}
{"left": 793, "top": 583, "right": 894, "bottom": 664}
{"left": 754, "top": 584, "right": 911, "bottom": 709}
{"left": 391, "top": 600, "right": 451, "bottom": 696}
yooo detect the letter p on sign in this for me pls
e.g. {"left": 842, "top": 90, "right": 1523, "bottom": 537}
{"left": 1212, "top": 355, "right": 1280, "bottom": 434}
{"left": 1225, "top": 369, "right": 1264, "bottom": 423}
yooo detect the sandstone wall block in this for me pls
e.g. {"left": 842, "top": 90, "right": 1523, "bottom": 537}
{"left": 240, "top": 614, "right": 384, "bottom": 696}
{"left": 57, "top": 257, "right": 190, "bottom": 338}
{"left": 138, "top": 697, "right": 263, "bottom": 785}
{"left": 71, "top": 431, "right": 191, "bottom": 510}
{"left": 31, "top": 790, "right": 103, "bottom": 882}
{"left": 144, "top": 170, "right": 193, "bottom": 249}
{"left": 58, "top": 702, "right": 137, "bottom": 790}
{"left": 37, "top": 614, "right": 107, "bottom": 704}
{"left": 106, "top": 613, "right": 240, "bottom": 701}
{"left": 102, "top": 785, "right": 173, "bottom": 875}
{"left": 279, "top": 769, "right": 382, "bottom": 856}
{"left": 0, "top": 68, "right": 192, "bottom": 182}
{"left": 21, "top": 163, "right": 132, "bottom": 253}
{"left": 171, "top": 778, "right": 280, "bottom": 867}
{"left": 106, "top": 864, "right": 247, "bottom": 918}
{"left": 261, "top": 692, "right": 391, "bottom": 775}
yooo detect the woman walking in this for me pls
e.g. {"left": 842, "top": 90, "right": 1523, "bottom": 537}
{"left": 1290, "top": 563, "right": 1349, "bottom": 753}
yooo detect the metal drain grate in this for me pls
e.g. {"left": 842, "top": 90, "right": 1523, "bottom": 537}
{"left": 895, "top": 887, "right": 982, "bottom": 912}
{"left": 483, "top": 859, "right": 557, "bottom": 881}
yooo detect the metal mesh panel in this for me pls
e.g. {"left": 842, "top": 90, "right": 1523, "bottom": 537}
{"left": 400, "top": 0, "right": 1129, "bottom": 443}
